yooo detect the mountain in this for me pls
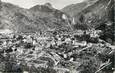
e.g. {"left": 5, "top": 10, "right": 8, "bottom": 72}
{"left": 62, "top": 0, "right": 114, "bottom": 44}
{"left": 0, "top": 2, "right": 70, "bottom": 34}
{"left": 62, "top": 0, "right": 98, "bottom": 17}
{"left": 62, "top": 2, "right": 87, "bottom": 17}
{"left": 62, "top": 0, "right": 114, "bottom": 28}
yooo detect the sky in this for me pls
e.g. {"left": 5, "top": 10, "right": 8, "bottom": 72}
{"left": 1, "top": 0, "right": 84, "bottom": 9}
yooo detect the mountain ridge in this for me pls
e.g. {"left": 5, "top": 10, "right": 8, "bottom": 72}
{"left": 0, "top": 1, "right": 71, "bottom": 34}
{"left": 62, "top": 0, "right": 113, "bottom": 28}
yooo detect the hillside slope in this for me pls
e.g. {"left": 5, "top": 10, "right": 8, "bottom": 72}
{"left": 0, "top": 2, "right": 70, "bottom": 34}
{"left": 62, "top": 0, "right": 114, "bottom": 44}
{"left": 62, "top": 0, "right": 113, "bottom": 28}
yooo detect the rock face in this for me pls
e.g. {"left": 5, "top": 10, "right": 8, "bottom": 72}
{"left": 0, "top": 2, "right": 70, "bottom": 33}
